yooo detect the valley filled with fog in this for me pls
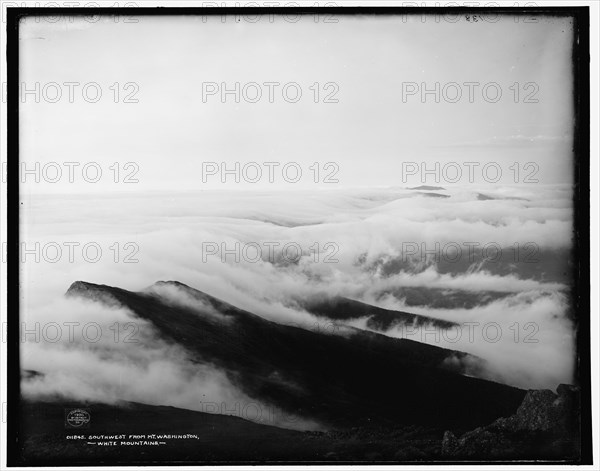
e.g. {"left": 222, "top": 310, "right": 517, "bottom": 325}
{"left": 20, "top": 184, "right": 575, "bottom": 418}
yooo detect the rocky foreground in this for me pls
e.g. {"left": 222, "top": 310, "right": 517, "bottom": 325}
{"left": 442, "top": 384, "right": 580, "bottom": 460}
{"left": 20, "top": 383, "right": 580, "bottom": 464}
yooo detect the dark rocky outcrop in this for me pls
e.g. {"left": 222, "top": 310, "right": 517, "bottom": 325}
{"left": 441, "top": 384, "right": 580, "bottom": 460}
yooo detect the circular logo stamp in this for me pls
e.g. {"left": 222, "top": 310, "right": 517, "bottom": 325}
{"left": 66, "top": 409, "right": 91, "bottom": 428}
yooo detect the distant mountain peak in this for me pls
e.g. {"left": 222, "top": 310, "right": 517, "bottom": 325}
{"left": 65, "top": 281, "right": 121, "bottom": 307}
{"left": 416, "top": 191, "right": 450, "bottom": 198}
{"left": 66, "top": 280, "right": 95, "bottom": 292}
{"left": 151, "top": 280, "right": 192, "bottom": 289}
{"left": 477, "top": 192, "right": 529, "bottom": 201}
{"left": 66, "top": 280, "right": 107, "bottom": 298}
{"left": 408, "top": 185, "right": 447, "bottom": 191}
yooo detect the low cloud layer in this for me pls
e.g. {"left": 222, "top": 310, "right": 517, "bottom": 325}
{"left": 21, "top": 296, "right": 320, "bottom": 431}
{"left": 20, "top": 185, "right": 576, "bottom": 412}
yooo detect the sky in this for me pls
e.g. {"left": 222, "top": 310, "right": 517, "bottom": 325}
{"left": 17, "top": 12, "right": 575, "bottom": 192}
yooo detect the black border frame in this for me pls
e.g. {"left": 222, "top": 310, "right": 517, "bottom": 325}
{"left": 5, "top": 5, "right": 592, "bottom": 467}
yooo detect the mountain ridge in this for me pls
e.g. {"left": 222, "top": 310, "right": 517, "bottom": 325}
{"left": 64, "top": 280, "right": 526, "bottom": 430}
